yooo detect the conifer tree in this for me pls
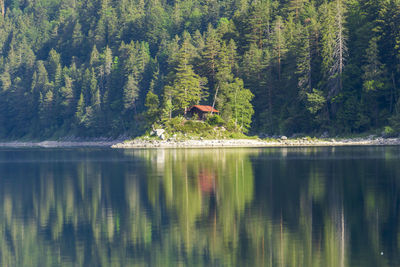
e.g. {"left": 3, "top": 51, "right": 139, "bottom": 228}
{"left": 0, "top": 68, "right": 11, "bottom": 91}
{"left": 39, "top": 88, "right": 54, "bottom": 129}
{"left": 320, "top": 2, "right": 336, "bottom": 78}
{"left": 167, "top": 43, "right": 206, "bottom": 115}
{"left": 215, "top": 41, "right": 254, "bottom": 131}
{"left": 230, "top": 79, "right": 254, "bottom": 132}
{"left": 75, "top": 92, "right": 85, "bottom": 124}
{"left": 288, "top": 0, "right": 307, "bottom": 19}
{"left": 320, "top": 0, "right": 348, "bottom": 102}
{"left": 271, "top": 16, "right": 286, "bottom": 81}
{"left": 331, "top": 0, "right": 347, "bottom": 97}
{"left": 245, "top": 0, "right": 270, "bottom": 48}
{"left": 90, "top": 46, "right": 100, "bottom": 69}
{"left": 47, "top": 49, "right": 61, "bottom": 82}
{"left": 123, "top": 74, "right": 139, "bottom": 112}
{"left": 145, "top": 89, "right": 160, "bottom": 125}
{"left": 59, "top": 74, "right": 74, "bottom": 119}
{"left": 362, "top": 36, "right": 390, "bottom": 126}
{"left": 202, "top": 25, "right": 221, "bottom": 83}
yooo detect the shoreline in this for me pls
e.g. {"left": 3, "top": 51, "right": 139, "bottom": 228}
{"left": 111, "top": 137, "right": 400, "bottom": 148}
{"left": 0, "top": 137, "right": 399, "bottom": 148}
{"left": 0, "top": 140, "right": 120, "bottom": 148}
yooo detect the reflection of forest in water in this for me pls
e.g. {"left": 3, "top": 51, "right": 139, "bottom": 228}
{"left": 0, "top": 147, "right": 400, "bottom": 266}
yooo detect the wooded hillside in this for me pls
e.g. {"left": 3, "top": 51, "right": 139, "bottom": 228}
{"left": 0, "top": 0, "right": 399, "bottom": 137}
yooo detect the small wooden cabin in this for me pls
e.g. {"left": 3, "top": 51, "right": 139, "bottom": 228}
{"left": 188, "top": 105, "right": 219, "bottom": 120}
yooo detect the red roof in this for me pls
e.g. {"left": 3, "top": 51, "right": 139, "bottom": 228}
{"left": 190, "top": 105, "right": 219, "bottom": 113}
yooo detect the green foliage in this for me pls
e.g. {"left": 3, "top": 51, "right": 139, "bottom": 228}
{"left": 383, "top": 126, "right": 396, "bottom": 137}
{"left": 163, "top": 116, "right": 185, "bottom": 133}
{"left": 206, "top": 114, "right": 225, "bottom": 126}
{"left": 389, "top": 109, "right": 400, "bottom": 133}
{"left": 165, "top": 36, "right": 207, "bottom": 116}
{"left": 306, "top": 89, "right": 326, "bottom": 115}
{"left": 145, "top": 90, "right": 160, "bottom": 125}
{"left": 123, "top": 74, "right": 139, "bottom": 111}
{"left": 0, "top": 0, "right": 399, "bottom": 138}
{"left": 160, "top": 115, "right": 246, "bottom": 139}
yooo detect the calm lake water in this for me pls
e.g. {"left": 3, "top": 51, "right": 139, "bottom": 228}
{"left": 0, "top": 147, "right": 399, "bottom": 266}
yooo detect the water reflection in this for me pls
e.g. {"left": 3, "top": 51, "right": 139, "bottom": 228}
{"left": 0, "top": 147, "right": 399, "bottom": 266}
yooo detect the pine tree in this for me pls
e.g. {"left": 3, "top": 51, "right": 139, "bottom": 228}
{"left": 271, "top": 16, "right": 286, "bottom": 81}
{"left": 39, "top": 88, "right": 54, "bottom": 129}
{"left": 202, "top": 24, "right": 221, "bottom": 83}
{"left": 288, "top": 0, "right": 307, "bottom": 19}
{"left": 320, "top": 0, "right": 348, "bottom": 101}
{"left": 47, "top": 49, "right": 61, "bottom": 82}
{"left": 33, "top": 61, "right": 49, "bottom": 92}
{"left": 215, "top": 41, "right": 254, "bottom": 131}
{"left": 90, "top": 68, "right": 100, "bottom": 110}
{"left": 162, "top": 89, "right": 173, "bottom": 120}
{"left": 362, "top": 36, "right": 390, "bottom": 126}
{"left": 225, "top": 39, "right": 239, "bottom": 75}
{"left": 167, "top": 45, "right": 206, "bottom": 115}
{"left": 362, "top": 37, "right": 390, "bottom": 93}
{"left": 296, "top": 4, "right": 320, "bottom": 100}
{"left": 0, "top": 68, "right": 11, "bottom": 91}
{"left": 320, "top": 2, "right": 336, "bottom": 78}
{"left": 75, "top": 92, "right": 85, "bottom": 124}
{"left": 82, "top": 68, "right": 92, "bottom": 105}
{"left": 123, "top": 74, "right": 139, "bottom": 112}
{"left": 103, "top": 46, "right": 113, "bottom": 77}
{"left": 331, "top": 0, "right": 347, "bottom": 98}
{"left": 144, "top": 89, "right": 160, "bottom": 125}
{"left": 193, "top": 30, "right": 205, "bottom": 53}
{"left": 296, "top": 25, "right": 312, "bottom": 98}
{"left": 242, "top": 42, "right": 269, "bottom": 129}
{"left": 245, "top": 0, "right": 271, "bottom": 48}
{"left": 90, "top": 45, "right": 100, "bottom": 69}
{"left": 54, "top": 64, "right": 62, "bottom": 90}
{"left": 59, "top": 74, "right": 74, "bottom": 119}
{"left": 70, "top": 21, "right": 84, "bottom": 61}
{"left": 230, "top": 79, "right": 254, "bottom": 132}
{"left": 99, "top": 46, "right": 113, "bottom": 103}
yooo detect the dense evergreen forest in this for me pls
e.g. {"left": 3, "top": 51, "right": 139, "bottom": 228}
{"left": 0, "top": 0, "right": 400, "bottom": 138}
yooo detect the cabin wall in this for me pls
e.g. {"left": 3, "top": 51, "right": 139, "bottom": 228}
{"left": 189, "top": 109, "right": 207, "bottom": 120}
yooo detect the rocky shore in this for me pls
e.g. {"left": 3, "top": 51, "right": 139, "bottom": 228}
{"left": 111, "top": 136, "right": 400, "bottom": 148}
{"left": 0, "top": 136, "right": 399, "bottom": 148}
{"left": 0, "top": 140, "right": 120, "bottom": 148}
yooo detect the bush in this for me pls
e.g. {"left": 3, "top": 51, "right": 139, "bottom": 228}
{"left": 383, "top": 126, "right": 397, "bottom": 137}
{"left": 182, "top": 120, "right": 209, "bottom": 134}
{"left": 225, "top": 119, "right": 240, "bottom": 132}
{"left": 163, "top": 116, "right": 185, "bottom": 133}
{"left": 206, "top": 114, "right": 225, "bottom": 126}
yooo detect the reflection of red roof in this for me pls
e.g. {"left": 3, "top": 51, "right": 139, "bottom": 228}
{"left": 198, "top": 170, "right": 216, "bottom": 193}
{"left": 190, "top": 105, "right": 219, "bottom": 113}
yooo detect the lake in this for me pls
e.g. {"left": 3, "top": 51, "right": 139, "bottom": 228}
{"left": 0, "top": 147, "right": 399, "bottom": 266}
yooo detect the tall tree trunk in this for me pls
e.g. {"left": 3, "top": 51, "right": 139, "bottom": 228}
{"left": 328, "top": 0, "right": 347, "bottom": 115}
{"left": 0, "top": 0, "right": 4, "bottom": 17}
{"left": 337, "top": 0, "right": 344, "bottom": 93}
{"left": 211, "top": 85, "right": 219, "bottom": 115}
